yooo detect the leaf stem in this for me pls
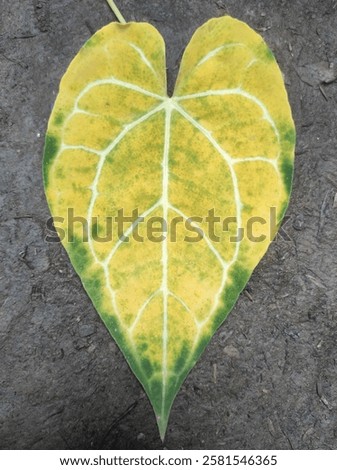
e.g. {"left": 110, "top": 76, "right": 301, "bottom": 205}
{"left": 105, "top": 0, "right": 126, "bottom": 23}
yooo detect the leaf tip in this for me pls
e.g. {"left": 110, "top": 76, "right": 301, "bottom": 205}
{"left": 157, "top": 414, "right": 169, "bottom": 443}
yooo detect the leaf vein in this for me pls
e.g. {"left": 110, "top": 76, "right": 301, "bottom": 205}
{"left": 197, "top": 43, "right": 245, "bottom": 67}
{"left": 175, "top": 88, "right": 280, "bottom": 151}
{"left": 168, "top": 203, "right": 228, "bottom": 270}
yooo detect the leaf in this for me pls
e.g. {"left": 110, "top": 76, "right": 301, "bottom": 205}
{"left": 43, "top": 16, "right": 295, "bottom": 439}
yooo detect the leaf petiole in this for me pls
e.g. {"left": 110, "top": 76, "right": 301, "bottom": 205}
{"left": 105, "top": 0, "right": 126, "bottom": 24}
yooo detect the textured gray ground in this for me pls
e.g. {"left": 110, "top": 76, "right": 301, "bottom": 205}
{"left": 1, "top": 0, "right": 337, "bottom": 450}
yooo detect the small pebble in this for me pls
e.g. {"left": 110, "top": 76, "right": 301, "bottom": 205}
{"left": 223, "top": 345, "right": 240, "bottom": 358}
{"left": 293, "top": 213, "right": 304, "bottom": 231}
{"left": 333, "top": 193, "right": 337, "bottom": 209}
{"left": 79, "top": 324, "right": 96, "bottom": 337}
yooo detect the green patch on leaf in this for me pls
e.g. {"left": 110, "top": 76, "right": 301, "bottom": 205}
{"left": 280, "top": 157, "right": 294, "bottom": 195}
{"left": 43, "top": 134, "right": 60, "bottom": 187}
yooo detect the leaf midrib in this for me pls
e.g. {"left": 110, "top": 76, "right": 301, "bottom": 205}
{"left": 51, "top": 74, "right": 281, "bottom": 414}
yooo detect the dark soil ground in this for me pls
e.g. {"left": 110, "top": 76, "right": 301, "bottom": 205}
{"left": 1, "top": 0, "right": 337, "bottom": 450}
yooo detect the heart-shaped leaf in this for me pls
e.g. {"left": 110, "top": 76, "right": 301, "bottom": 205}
{"left": 43, "top": 16, "right": 295, "bottom": 438}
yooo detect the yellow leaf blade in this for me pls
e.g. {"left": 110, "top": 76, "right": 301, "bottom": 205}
{"left": 43, "top": 16, "right": 295, "bottom": 439}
